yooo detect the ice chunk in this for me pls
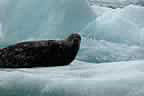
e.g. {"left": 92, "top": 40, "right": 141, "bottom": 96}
{"left": 78, "top": 38, "right": 144, "bottom": 63}
{"left": 3, "top": 0, "right": 95, "bottom": 45}
{"left": 81, "top": 5, "right": 144, "bottom": 45}
{"left": 79, "top": 5, "right": 144, "bottom": 63}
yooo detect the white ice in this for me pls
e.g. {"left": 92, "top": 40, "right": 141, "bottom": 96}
{"left": 0, "top": 60, "right": 144, "bottom": 96}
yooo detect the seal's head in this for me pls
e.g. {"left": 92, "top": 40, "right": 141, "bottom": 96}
{"left": 66, "top": 33, "right": 81, "bottom": 46}
{"left": 65, "top": 33, "right": 81, "bottom": 62}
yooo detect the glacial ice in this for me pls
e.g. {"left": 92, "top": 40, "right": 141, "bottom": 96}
{"left": 78, "top": 5, "right": 144, "bottom": 63}
{"left": 0, "top": 0, "right": 143, "bottom": 96}
{"left": 82, "top": 5, "right": 144, "bottom": 45}
{"left": 3, "top": 0, "right": 95, "bottom": 45}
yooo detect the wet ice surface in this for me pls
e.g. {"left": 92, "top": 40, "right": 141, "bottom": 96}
{"left": 0, "top": 0, "right": 144, "bottom": 96}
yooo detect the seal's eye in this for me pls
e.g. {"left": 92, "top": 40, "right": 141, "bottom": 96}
{"left": 72, "top": 38, "right": 80, "bottom": 44}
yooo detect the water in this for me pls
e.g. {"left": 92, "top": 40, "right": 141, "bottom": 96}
{"left": 0, "top": 0, "right": 144, "bottom": 96}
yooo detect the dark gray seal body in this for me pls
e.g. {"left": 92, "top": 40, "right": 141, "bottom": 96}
{"left": 0, "top": 33, "right": 81, "bottom": 68}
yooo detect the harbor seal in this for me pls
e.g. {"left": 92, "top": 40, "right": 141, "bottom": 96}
{"left": 0, "top": 33, "right": 81, "bottom": 68}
